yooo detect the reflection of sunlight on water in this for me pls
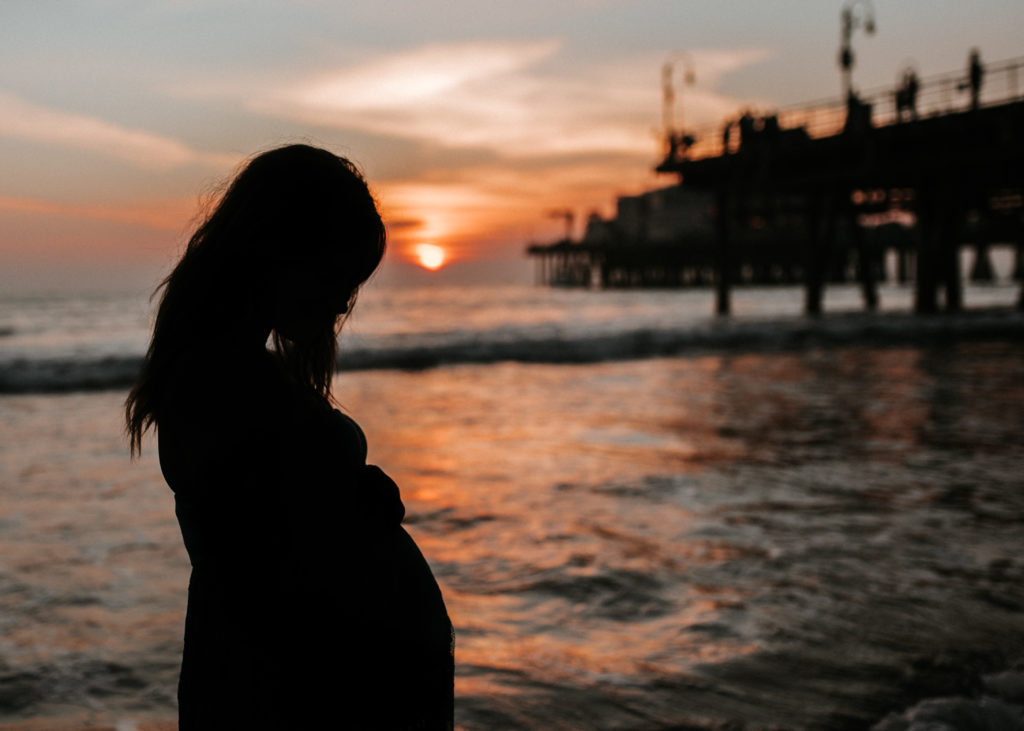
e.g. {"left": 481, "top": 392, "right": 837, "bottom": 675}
{"left": 2, "top": 342, "right": 1024, "bottom": 727}
{"left": 346, "top": 345, "right": 1024, "bottom": 727}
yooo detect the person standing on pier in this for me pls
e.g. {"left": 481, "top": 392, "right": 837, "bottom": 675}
{"left": 969, "top": 48, "right": 984, "bottom": 110}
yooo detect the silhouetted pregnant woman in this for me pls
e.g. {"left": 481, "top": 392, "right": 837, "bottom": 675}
{"left": 125, "top": 145, "right": 454, "bottom": 729}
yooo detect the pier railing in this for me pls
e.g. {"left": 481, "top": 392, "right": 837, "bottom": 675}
{"left": 677, "top": 55, "right": 1024, "bottom": 161}
{"left": 529, "top": 54, "right": 1024, "bottom": 315}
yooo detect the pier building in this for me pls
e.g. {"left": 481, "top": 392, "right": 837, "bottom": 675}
{"left": 527, "top": 52, "right": 1024, "bottom": 315}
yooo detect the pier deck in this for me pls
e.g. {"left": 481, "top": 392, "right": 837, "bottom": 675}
{"left": 528, "top": 55, "right": 1024, "bottom": 315}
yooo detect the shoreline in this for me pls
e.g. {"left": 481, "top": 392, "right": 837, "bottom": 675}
{"left": 2, "top": 305, "right": 1023, "bottom": 396}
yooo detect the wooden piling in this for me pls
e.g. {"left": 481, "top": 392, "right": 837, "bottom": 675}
{"left": 529, "top": 76, "right": 1024, "bottom": 313}
{"left": 715, "top": 187, "right": 732, "bottom": 316}
{"left": 915, "top": 188, "right": 940, "bottom": 314}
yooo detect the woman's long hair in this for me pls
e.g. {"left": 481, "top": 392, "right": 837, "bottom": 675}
{"left": 125, "top": 144, "right": 386, "bottom": 456}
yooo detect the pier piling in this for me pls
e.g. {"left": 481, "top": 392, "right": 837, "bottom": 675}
{"left": 527, "top": 54, "right": 1024, "bottom": 316}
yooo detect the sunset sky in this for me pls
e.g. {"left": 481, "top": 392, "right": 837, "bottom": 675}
{"left": 1, "top": 0, "right": 1022, "bottom": 292}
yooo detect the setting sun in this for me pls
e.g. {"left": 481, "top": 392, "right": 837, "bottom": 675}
{"left": 414, "top": 243, "right": 447, "bottom": 271}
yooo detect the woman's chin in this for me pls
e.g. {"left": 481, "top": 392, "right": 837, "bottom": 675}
{"left": 274, "top": 318, "right": 333, "bottom": 347}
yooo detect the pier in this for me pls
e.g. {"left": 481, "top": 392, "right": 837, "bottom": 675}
{"left": 527, "top": 53, "right": 1024, "bottom": 315}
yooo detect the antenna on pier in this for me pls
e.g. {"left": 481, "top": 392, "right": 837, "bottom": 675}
{"left": 662, "top": 62, "right": 675, "bottom": 139}
{"left": 661, "top": 53, "right": 697, "bottom": 160}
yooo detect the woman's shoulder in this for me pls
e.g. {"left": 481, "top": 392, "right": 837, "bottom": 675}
{"left": 158, "top": 348, "right": 289, "bottom": 446}
{"left": 332, "top": 408, "right": 367, "bottom": 448}
{"left": 157, "top": 348, "right": 368, "bottom": 467}
{"left": 304, "top": 407, "right": 368, "bottom": 468}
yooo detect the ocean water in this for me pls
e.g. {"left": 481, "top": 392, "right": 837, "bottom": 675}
{"left": 1, "top": 281, "right": 1021, "bottom": 392}
{"left": 1, "top": 282, "right": 1024, "bottom": 729}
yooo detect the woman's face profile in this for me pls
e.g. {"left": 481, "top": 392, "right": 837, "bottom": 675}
{"left": 263, "top": 202, "right": 369, "bottom": 345}
{"left": 270, "top": 257, "right": 356, "bottom": 345}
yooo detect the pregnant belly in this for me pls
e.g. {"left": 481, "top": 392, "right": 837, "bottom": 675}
{"left": 386, "top": 526, "right": 452, "bottom": 645}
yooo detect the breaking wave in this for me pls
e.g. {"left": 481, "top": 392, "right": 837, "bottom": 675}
{"left": 2, "top": 308, "right": 1021, "bottom": 394}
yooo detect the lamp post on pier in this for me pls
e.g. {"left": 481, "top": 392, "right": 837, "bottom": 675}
{"left": 839, "top": 0, "right": 876, "bottom": 104}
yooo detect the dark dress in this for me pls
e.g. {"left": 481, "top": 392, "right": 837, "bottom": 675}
{"left": 158, "top": 352, "right": 453, "bottom": 729}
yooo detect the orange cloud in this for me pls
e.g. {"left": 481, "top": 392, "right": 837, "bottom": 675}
{"left": 296, "top": 39, "right": 560, "bottom": 108}
{"left": 378, "top": 180, "right": 506, "bottom": 261}
{"left": 376, "top": 152, "right": 665, "bottom": 263}
{"left": 0, "top": 194, "right": 197, "bottom": 231}
{"left": 253, "top": 42, "right": 771, "bottom": 158}
{"left": 0, "top": 90, "right": 234, "bottom": 170}
{"left": 167, "top": 41, "right": 775, "bottom": 262}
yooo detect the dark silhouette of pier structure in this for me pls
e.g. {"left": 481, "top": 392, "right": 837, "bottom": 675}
{"left": 527, "top": 53, "right": 1024, "bottom": 315}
